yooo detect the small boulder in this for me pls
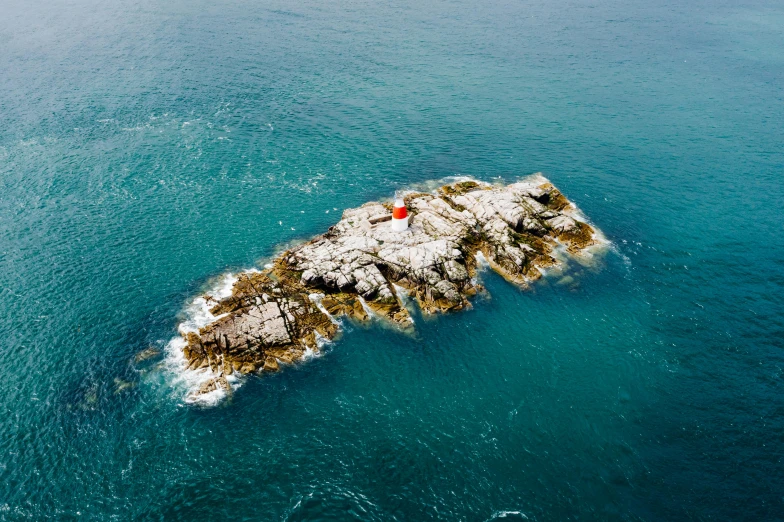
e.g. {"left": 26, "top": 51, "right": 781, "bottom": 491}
{"left": 134, "top": 346, "right": 161, "bottom": 364}
{"left": 263, "top": 358, "right": 279, "bottom": 372}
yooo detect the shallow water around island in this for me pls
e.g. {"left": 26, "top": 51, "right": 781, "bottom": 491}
{"left": 1, "top": 0, "right": 783, "bottom": 520}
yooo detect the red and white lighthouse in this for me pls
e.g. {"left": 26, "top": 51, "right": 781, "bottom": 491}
{"left": 391, "top": 194, "right": 408, "bottom": 232}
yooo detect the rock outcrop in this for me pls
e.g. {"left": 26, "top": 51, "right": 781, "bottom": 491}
{"left": 176, "top": 174, "right": 603, "bottom": 401}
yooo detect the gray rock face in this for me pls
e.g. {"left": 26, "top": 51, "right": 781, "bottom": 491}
{"left": 175, "top": 174, "right": 601, "bottom": 401}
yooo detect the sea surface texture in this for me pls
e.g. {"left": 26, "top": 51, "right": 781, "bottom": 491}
{"left": 1, "top": 0, "right": 782, "bottom": 520}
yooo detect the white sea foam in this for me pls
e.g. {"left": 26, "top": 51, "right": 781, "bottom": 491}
{"left": 391, "top": 284, "right": 417, "bottom": 324}
{"left": 163, "top": 271, "right": 245, "bottom": 405}
{"left": 308, "top": 292, "right": 341, "bottom": 325}
{"left": 299, "top": 331, "right": 333, "bottom": 362}
{"left": 392, "top": 283, "right": 408, "bottom": 297}
{"left": 357, "top": 295, "right": 375, "bottom": 318}
{"left": 314, "top": 331, "right": 332, "bottom": 349}
{"left": 177, "top": 272, "right": 237, "bottom": 335}
{"left": 162, "top": 336, "right": 221, "bottom": 405}
{"left": 301, "top": 346, "right": 318, "bottom": 360}
{"left": 485, "top": 510, "right": 528, "bottom": 520}
{"left": 474, "top": 251, "right": 490, "bottom": 268}
{"left": 609, "top": 242, "right": 632, "bottom": 268}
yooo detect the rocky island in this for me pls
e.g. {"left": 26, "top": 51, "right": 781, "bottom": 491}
{"left": 174, "top": 174, "right": 603, "bottom": 401}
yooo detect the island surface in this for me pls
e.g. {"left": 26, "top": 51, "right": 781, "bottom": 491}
{"left": 175, "top": 174, "right": 603, "bottom": 401}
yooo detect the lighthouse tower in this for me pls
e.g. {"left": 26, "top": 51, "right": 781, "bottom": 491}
{"left": 391, "top": 193, "right": 408, "bottom": 232}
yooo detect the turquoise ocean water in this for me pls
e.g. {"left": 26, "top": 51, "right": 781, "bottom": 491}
{"left": 1, "top": 0, "right": 783, "bottom": 519}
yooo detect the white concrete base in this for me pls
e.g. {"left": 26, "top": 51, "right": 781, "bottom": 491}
{"left": 391, "top": 216, "right": 409, "bottom": 232}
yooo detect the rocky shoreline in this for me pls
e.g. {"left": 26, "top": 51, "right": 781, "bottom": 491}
{"left": 173, "top": 174, "right": 604, "bottom": 401}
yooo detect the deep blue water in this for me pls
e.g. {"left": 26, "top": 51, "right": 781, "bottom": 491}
{"left": 1, "top": 0, "right": 783, "bottom": 519}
